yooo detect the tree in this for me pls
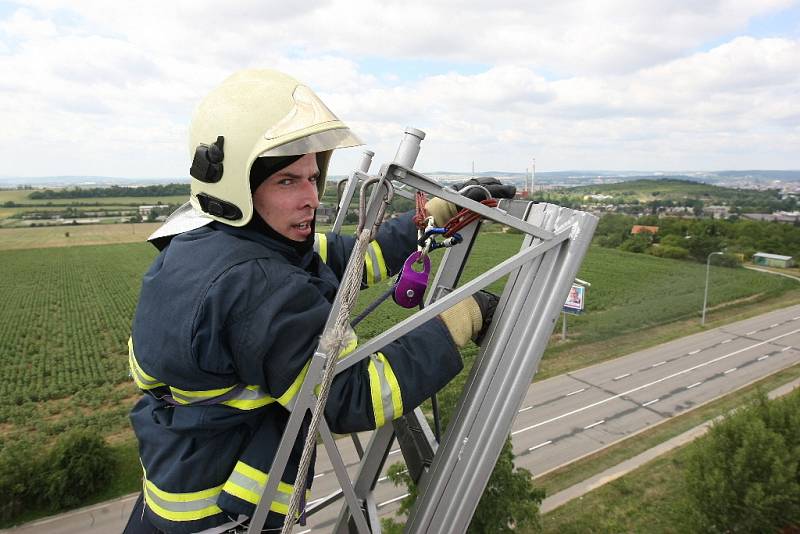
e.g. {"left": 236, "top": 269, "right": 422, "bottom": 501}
{"left": 684, "top": 391, "right": 800, "bottom": 532}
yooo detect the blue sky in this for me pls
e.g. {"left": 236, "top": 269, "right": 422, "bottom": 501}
{"left": 0, "top": 1, "right": 798, "bottom": 177}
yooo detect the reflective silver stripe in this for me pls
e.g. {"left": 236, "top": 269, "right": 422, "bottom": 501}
{"left": 225, "top": 471, "right": 291, "bottom": 508}
{"left": 144, "top": 483, "right": 221, "bottom": 513}
{"left": 371, "top": 356, "right": 396, "bottom": 422}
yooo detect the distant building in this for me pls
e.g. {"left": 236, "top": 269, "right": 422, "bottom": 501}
{"left": 139, "top": 205, "right": 162, "bottom": 216}
{"left": 631, "top": 225, "right": 659, "bottom": 235}
{"left": 315, "top": 204, "right": 337, "bottom": 224}
{"left": 704, "top": 205, "right": 730, "bottom": 219}
{"left": 752, "top": 252, "right": 794, "bottom": 268}
{"left": 742, "top": 212, "right": 800, "bottom": 224}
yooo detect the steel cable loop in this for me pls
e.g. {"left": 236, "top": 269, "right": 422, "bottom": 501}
{"left": 281, "top": 180, "right": 392, "bottom": 533}
{"left": 357, "top": 178, "right": 393, "bottom": 240}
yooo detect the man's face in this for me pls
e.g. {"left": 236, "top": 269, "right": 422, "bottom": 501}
{"left": 252, "top": 153, "right": 320, "bottom": 242}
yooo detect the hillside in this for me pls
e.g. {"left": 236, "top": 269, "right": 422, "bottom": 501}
{"left": 565, "top": 178, "right": 781, "bottom": 203}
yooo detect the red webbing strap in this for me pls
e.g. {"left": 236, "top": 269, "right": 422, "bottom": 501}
{"left": 413, "top": 191, "right": 429, "bottom": 230}
{"left": 443, "top": 198, "right": 498, "bottom": 237}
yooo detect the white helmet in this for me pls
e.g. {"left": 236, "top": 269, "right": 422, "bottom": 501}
{"left": 188, "top": 69, "right": 362, "bottom": 226}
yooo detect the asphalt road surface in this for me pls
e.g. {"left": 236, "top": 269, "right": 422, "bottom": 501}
{"left": 7, "top": 304, "right": 799, "bottom": 533}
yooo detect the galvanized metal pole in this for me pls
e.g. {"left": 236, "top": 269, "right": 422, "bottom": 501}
{"left": 701, "top": 251, "right": 723, "bottom": 326}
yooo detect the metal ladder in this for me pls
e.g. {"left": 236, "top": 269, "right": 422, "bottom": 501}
{"left": 247, "top": 128, "right": 598, "bottom": 534}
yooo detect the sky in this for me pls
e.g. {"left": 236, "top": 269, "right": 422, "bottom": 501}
{"left": 0, "top": 0, "right": 799, "bottom": 178}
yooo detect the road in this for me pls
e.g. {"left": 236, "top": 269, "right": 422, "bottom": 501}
{"left": 6, "top": 304, "right": 800, "bottom": 533}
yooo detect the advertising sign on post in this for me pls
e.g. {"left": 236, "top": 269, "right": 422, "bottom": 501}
{"left": 563, "top": 284, "right": 585, "bottom": 315}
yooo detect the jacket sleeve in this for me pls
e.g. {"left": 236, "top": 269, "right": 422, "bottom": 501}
{"left": 314, "top": 211, "right": 419, "bottom": 287}
{"left": 214, "top": 260, "right": 462, "bottom": 434}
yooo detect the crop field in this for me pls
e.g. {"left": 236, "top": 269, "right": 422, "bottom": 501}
{"left": 0, "top": 223, "right": 163, "bottom": 251}
{"left": 0, "top": 230, "right": 795, "bottom": 449}
{"left": 353, "top": 234, "right": 796, "bottom": 345}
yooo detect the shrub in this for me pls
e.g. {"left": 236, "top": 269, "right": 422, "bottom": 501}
{"left": 684, "top": 391, "right": 800, "bottom": 532}
{"left": 43, "top": 429, "right": 115, "bottom": 508}
{"left": 648, "top": 245, "right": 689, "bottom": 260}
{"left": 0, "top": 438, "right": 44, "bottom": 521}
{"left": 0, "top": 429, "right": 114, "bottom": 521}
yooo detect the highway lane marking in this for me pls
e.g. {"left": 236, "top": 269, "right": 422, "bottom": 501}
{"left": 566, "top": 388, "right": 586, "bottom": 396}
{"left": 584, "top": 420, "right": 605, "bottom": 430}
{"left": 794, "top": 316, "right": 800, "bottom": 320}
{"left": 721, "top": 339, "right": 732, "bottom": 344}
{"left": 724, "top": 367, "right": 737, "bottom": 374}
{"left": 518, "top": 405, "right": 533, "bottom": 413}
{"left": 388, "top": 448, "right": 401, "bottom": 456}
{"left": 313, "top": 473, "right": 326, "bottom": 479}
{"left": 771, "top": 323, "right": 780, "bottom": 328}
{"left": 758, "top": 355, "right": 769, "bottom": 361}
{"left": 510, "top": 327, "right": 800, "bottom": 437}
{"left": 746, "top": 330, "right": 758, "bottom": 335}
{"left": 688, "top": 349, "right": 701, "bottom": 355}
{"left": 687, "top": 381, "right": 703, "bottom": 389}
{"left": 528, "top": 440, "right": 552, "bottom": 452}
{"left": 613, "top": 373, "right": 631, "bottom": 380}
{"left": 378, "top": 493, "right": 410, "bottom": 508}
{"left": 642, "top": 398, "right": 659, "bottom": 407}
{"left": 782, "top": 346, "right": 792, "bottom": 352}
{"left": 652, "top": 361, "right": 666, "bottom": 368}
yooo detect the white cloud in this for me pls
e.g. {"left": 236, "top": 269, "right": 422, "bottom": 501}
{"left": 0, "top": 1, "right": 798, "bottom": 176}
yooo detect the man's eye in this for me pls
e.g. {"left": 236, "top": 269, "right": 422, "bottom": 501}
{"left": 279, "top": 179, "right": 293, "bottom": 186}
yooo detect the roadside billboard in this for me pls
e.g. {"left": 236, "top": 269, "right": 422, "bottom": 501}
{"left": 563, "top": 284, "right": 585, "bottom": 315}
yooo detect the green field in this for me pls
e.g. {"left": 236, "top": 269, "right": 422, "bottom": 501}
{"left": 0, "top": 223, "right": 797, "bottom": 526}
{"left": 1, "top": 230, "right": 793, "bottom": 448}
{"left": 0, "top": 223, "right": 163, "bottom": 250}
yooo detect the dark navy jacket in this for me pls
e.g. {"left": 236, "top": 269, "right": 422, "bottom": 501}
{"left": 128, "top": 213, "right": 462, "bottom": 533}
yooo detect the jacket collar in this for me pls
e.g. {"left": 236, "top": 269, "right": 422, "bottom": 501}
{"left": 212, "top": 221, "right": 316, "bottom": 269}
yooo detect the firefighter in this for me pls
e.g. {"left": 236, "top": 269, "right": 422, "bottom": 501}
{"left": 123, "top": 69, "right": 507, "bottom": 533}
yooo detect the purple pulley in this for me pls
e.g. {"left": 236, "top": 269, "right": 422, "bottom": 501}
{"left": 393, "top": 251, "right": 431, "bottom": 308}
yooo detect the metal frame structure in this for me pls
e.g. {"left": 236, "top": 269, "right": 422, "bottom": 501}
{"left": 248, "top": 129, "right": 597, "bottom": 534}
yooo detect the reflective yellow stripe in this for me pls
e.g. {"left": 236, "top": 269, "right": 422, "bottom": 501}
{"left": 222, "top": 385, "right": 277, "bottom": 410}
{"left": 170, "top": 385, "right": 236, "bottom": 405}
{"left": 314, "top": 233, "right": 328, "bottom": 263}
{"left": 370, "top": 241, "right": 388, "bottom": 283}
{"left": 367, "top": 352, "right": 404, "bottom": 428}
{"left": 277, "top": 333, "right": 358, "bottom": 411}
{"left": 367, "top": 358, "right": 385, "bottom": 427}
{"left": 221, "top": 461, "right": 300, "bottom": 515}
{"left": 128, "top": 337, "right": 165, "bottom": 390}
{"left": 364, "top": 241, "right": 388, "bottom": 286}
{"left": 143, "top": 472, "right": 223, "bottom": 522}
{"left": 382, "top": 353, "right": 404, "bottom": 419}
{"left": 364, "top": 246, "right": 376, "bottom": 286}
{"left": 129, "top": 336, "right": 276, "bottom": 410}
{"left": 277, "top": 361, "right": 310, "bottom": 410}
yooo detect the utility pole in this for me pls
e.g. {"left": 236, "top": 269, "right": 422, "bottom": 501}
{"left": 701, "top": 251, "right": 724, "bottom": 326}
{"left": 532, "top": 157, "right": 536, "bottom": 193}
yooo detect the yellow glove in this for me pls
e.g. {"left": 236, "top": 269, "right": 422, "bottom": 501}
{"left": 439, "top": 297, "right": 484, "bottom": 348}
{"left": 425, "top": 178, "right": 517, "bottom": 227}
{"left": 425, "top": 197, "right": 459, "bottom": 227}
{"left": 439, "top": 291, "right": 500, "bottom": 347}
